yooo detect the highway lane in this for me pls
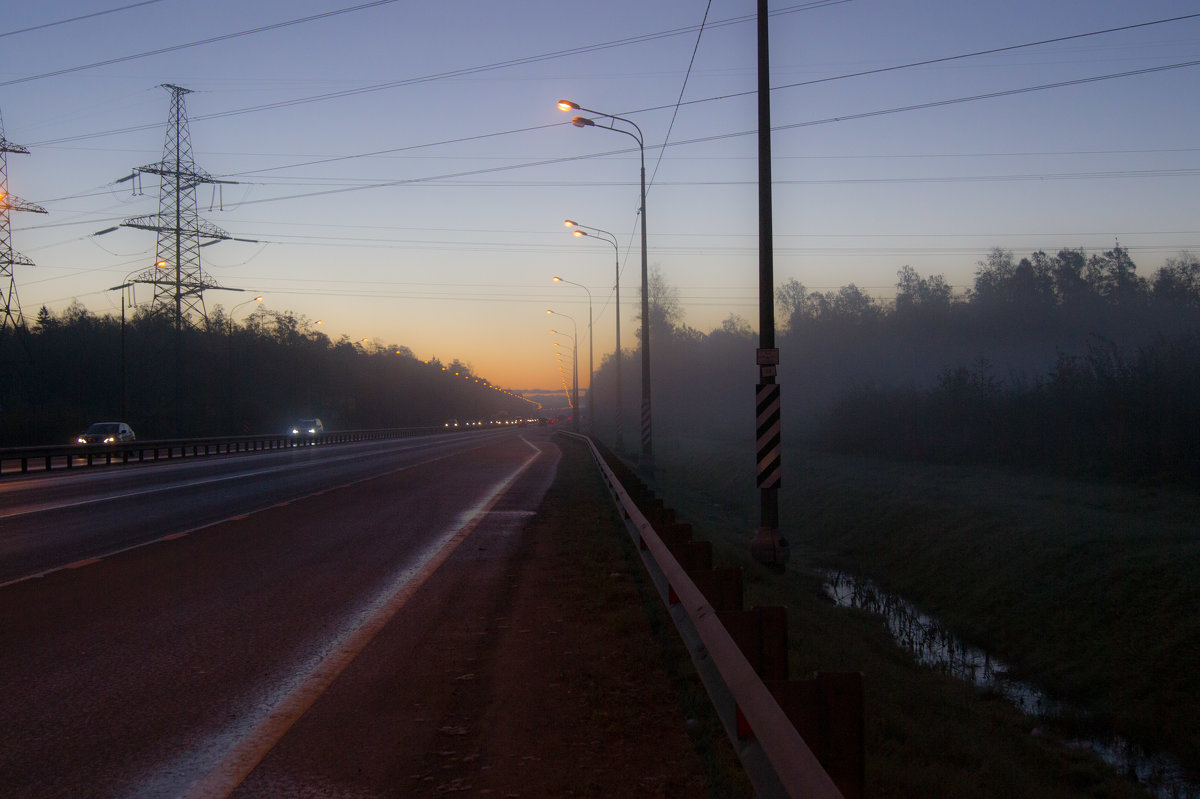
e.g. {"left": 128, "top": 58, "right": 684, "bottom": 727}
{"left": 0, "top": 429, "right": 512, "bottom": 586}
{"left": 0, "top": 428, "right": 559, "bottom": 799}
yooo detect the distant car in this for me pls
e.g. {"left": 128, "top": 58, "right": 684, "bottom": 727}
{"left": 289, "top": 418, "right": 325, "bottom": 437}
{"left": 76, "top": 422, "right": 136, "bottom": 444}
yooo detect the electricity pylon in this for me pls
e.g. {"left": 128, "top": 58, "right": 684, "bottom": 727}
{"left": 0, "top": 108, "right": 47, "bottom": 332}
{"left": 119, "top": 84, "right": 236, "bottom": 330}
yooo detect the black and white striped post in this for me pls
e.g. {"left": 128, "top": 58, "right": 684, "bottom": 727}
{"left": 750, "top": 0, "right": 790, "bottom": 571}
{"left": 756, "top": 376, "right": 781, "bottom": 489}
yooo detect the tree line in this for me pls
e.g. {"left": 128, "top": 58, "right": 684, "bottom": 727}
{"left": 584, "top": 246, "right": 1200, "bottom": 485}
{"left": 0, "top": 302, "right": 535, "bottom": 446}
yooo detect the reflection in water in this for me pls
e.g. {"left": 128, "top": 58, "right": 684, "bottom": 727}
{"left": 821, "top": 570, "right": 1197, "bottom": 799}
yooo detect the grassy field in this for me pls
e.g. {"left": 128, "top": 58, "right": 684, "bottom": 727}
{"left": 642, "top": 435, "right": 1197, "bottom": 798}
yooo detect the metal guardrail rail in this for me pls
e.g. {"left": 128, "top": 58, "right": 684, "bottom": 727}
{"left": 568, "top": 432, "right": 848, "bottom": 799}
{"left": 0, "top": 427, "right": 442, "bottom": 477}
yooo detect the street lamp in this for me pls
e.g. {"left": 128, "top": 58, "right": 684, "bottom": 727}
{"left": 106, "top": 268, "right": 163, "bottom": 421}
{"left": 552, "top": 341, "right": 575, "bottom": 416}
{"left": 565, "top": 219, "right": 623, "bottom": 451}
{"left": 547, "top": 309, "right": 579, "bottom": 431}
{"left": 552, "top": 275, "right": 593, "bottom": 434}
{"left": 558, "top": 99, "right": 652, "bottom": 472}
{"left": 228, "top": 295, "right": 263, "bottom": 432}
{"left": 230, "top": 295, "right": 264, "bottom": 326}
{"left": 106, "top": 277, "right": 140, "bottom": 421}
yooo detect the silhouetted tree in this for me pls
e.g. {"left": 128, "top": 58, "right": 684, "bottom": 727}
{"left": 895, "top": 265, "right": 953, "bottom": 316}
{"left": 1086, "top": 245, "right": 1147, "bottom": 307}
{"left": 776, "top": 277, "right": 814, "bottom": 330}
{"left": 1152, "top": 252, "right": 1200, "bottom": 309}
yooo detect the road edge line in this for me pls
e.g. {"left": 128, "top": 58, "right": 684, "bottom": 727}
{"left": 177, "top": 439, "right": 544, "bottom": 799}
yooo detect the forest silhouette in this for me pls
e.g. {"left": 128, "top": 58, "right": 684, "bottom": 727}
{"left": 0, "top": 304, "right": 537, "bottom": 446}
{"left": 6, "top": 243, "right": 1199, "bottom": 484}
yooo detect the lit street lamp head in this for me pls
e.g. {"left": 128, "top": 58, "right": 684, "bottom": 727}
{"left": 556, "top": 100, "right": 579, "bottom": 111}
{"left": 571, "top": 116, "right": 595, "bottom": 128}
{"left": 563, "top": 219, "right": 576, "bottom": 227}
{"left": 552, "top": 276, "right": 562, "bottom": 282}
{"left": 573, "top": 229, "right": 586, "bottom": 238}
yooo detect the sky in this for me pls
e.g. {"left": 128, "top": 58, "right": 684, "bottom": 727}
{"left": 2, "top": 0, "right": 1198, "bottom": 394}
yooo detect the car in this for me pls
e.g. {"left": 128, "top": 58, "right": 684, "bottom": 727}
{"left": 76, "top": 421, "right": 136, "bottom": 444}
{"left": 289, "top": 418, "right": 325, "bottom": 437}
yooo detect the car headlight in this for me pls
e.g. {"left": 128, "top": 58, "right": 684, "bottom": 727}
{"left": 77, "top": 437, "right": 86, "bottom": 444}
{"left": 103, "top": 436, "right": 115, "bottom": 443}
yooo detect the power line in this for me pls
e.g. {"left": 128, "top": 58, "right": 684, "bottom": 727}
{"left": 209, "top": 56, "right": 1200, "bottom": 210}
{"left": 23, "top": 1, "right": 845, "bottom": 147}
{"left": 207, "top": 165, "right": 1200, "bottom": 190}
{"left": 0, "top": 0, "right": 164, "bottom": 39}
{"left": 0, "top": 0, "right": 407, "bottom": 88}
{"left": 647, "top": 0, "right": 713, "bottom": 193}
{"left": 33, "top": 8, "right": 1188, "bottom": 157}
{"left": 185, "top": 14, "right": 1200, "bottom": 191}
{"left": 626, "top": 11, "right": 1200, "bottom": 118}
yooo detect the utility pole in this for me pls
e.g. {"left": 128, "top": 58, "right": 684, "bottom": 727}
{"left": 750, "top": 0, "right": 790, "bottom": 572}
{"left": 0, "top": 108, "right": 47, "bottom": 333}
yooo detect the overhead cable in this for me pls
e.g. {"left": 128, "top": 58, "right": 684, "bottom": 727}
{"left": 0, "top": 0, "right": 407, "bottom": 88}
{"left": 0, "top": 0, "right": 163, "bottom": 39}
{"left": 25, "top": 1, "right": 845, "bottom": 146}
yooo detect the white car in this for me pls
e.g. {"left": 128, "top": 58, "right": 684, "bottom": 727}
{"left": 289, "top": 418, "right": 325, "bottom": 437}
{"left": 77, "top": 422, "right": 136, "bottom": 444}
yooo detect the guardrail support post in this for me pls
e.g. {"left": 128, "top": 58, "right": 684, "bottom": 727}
{"left": 768, "top": 673, "right": 865, "bottom": 799}
{"left": 719, "top": 605, "right": 789, "bottom": 681}
{"left": 692, "top": 567, "right": 744, "bottom": 613}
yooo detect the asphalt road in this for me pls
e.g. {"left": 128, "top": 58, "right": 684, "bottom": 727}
{"left": 0, "top": 428, "right": 560, "bottom": 798}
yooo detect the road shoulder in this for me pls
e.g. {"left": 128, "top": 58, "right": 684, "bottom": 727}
{"left": 231, "top": 431, "right": 746, "bottom": 797}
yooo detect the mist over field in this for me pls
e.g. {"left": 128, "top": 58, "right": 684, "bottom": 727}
{"left": 591, "top": 246, "right": 1200, "bottom": 484}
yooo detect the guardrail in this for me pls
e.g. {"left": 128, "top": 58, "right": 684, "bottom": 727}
{"left": 0, "top": 426, "right": 442, "bottom": 478}
{"left": 568, "top": 431, "right": 863, "bottom": 799}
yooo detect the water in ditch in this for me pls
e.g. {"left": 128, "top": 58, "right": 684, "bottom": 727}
{"left": 821, "top": 569, "right": 1198, "bottom": 799}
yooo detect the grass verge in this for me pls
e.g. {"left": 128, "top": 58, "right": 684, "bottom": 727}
{"left": 644, "top": 435, "right": 1169, "bottom": 798}
{"left": 549, "top": 433, "right": 754, "bottom": 797}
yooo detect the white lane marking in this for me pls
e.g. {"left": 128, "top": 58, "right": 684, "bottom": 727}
{"left": 173, "top": 438, "right": 544, "bottom": 799}
{"left": 0, "top": 436, "right": 520, "bottom": 589}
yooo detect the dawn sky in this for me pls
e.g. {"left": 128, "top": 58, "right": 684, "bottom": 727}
{"left": 3, "top": 0, "right": 1198, "bottom": 393}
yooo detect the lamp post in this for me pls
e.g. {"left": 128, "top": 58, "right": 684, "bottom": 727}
{"left": 558, "top": 99, "right": 652, "bottom": 473}
{"left": 228, "top": 295, "right": 263, "bottom": 433}
{"left": 552, "top": 340, "right": 574, "bottom": 411}
{"left": 552, "top": 275, "right": 593, "bottom": 434}
{"left": 106, "top": 279, "right": 137, "bottom": 422}
{"left": 107, "top": 268, "right": 161, "bottom": 422}
{"left": 565, "top": 220, "right": 622, "bottom": 451}
{"left": 547, "top": 309, "right": 579, "bottom": 431}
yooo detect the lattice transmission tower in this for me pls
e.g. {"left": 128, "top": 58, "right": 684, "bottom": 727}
{"left": 120, "top": 84, "right": 236, "bottom": 329}
{"left": 0, "top": 108, "right": 47, "bottom": 332}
